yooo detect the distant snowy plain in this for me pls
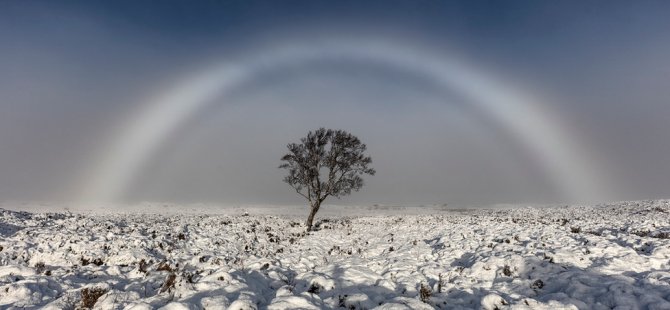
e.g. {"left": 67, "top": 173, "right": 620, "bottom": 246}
{"left": 0, "top": 200, "right": 669, "bottom": 309}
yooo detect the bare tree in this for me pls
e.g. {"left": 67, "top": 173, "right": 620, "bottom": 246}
{"left": 280, "top": 128, "right": 375, "bottom": 231}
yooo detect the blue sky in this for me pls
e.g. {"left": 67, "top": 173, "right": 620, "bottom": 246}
{"left": 1, "top": 1, "right": 669, "bottom": 206}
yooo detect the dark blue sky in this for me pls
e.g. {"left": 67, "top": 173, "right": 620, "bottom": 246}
{"left": 1, "top": 1, "right": 669, "bottom": 206}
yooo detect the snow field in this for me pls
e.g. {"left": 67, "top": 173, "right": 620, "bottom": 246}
{"left": 0, "top": 200, "right": 669, "bottom": 309}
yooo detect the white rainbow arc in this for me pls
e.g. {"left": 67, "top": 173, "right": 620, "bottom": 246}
{"left": 76, "top": 41, "right": 608, "bottom": 204}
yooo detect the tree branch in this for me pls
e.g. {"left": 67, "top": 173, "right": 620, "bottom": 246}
{"left": 291, "top": 184, "right": 310, "bottom": 201}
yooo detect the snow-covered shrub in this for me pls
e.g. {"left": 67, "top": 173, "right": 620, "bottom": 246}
{"left": 80, "top": 287, "right": 108, "bottom": 309}
{"left": 419, "top": 283, "right": 432, "bottom": 303}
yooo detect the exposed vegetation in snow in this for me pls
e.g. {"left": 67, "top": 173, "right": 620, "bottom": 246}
{"left": 0, "top": 200, "right": 669, "bottom": 309}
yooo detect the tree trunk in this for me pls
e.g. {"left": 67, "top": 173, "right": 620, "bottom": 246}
{"left": 305, "top": 201, "right": 320, "bottom": 231}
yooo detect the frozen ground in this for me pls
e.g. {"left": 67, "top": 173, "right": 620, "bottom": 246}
{"left": 0, "top": 200, "right": 669, "bottom": 309}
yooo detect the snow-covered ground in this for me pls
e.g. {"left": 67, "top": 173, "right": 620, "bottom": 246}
{"left": 0, "top": 200, "right": 669, "bottom": 309}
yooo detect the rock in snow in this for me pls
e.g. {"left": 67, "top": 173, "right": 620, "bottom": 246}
{"left": 0, "top": 200, "right": 669, "bottom": 309}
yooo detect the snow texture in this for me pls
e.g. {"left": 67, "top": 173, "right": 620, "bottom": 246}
{"left": 0, "top": 200, "right": 669, "bottom": 309}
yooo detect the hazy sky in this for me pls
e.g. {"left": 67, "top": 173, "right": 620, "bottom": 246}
{"left": 1, "top": 1, "right": 669, "bottom": 207}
